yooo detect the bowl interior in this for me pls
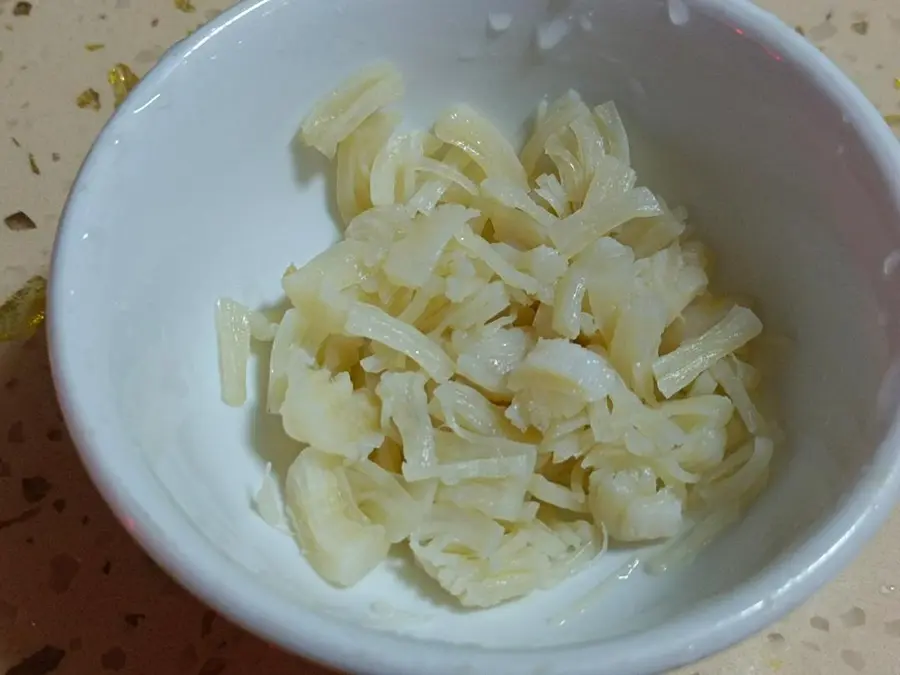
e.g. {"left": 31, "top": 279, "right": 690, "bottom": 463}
{"left": 51, "top": 0, "right": 900, "bottom": 669}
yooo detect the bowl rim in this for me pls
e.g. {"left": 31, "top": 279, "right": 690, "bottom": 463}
{"left": 47, "top": 0, "right": 900, "bottom": 673}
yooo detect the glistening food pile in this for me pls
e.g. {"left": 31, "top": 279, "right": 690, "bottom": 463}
{"left": 216, "top": 63, "right": 775, "bottom": 608}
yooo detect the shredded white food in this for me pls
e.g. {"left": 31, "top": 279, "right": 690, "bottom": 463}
{"left": 215, "top": 63, "right": 777, "bottom": 608}
{"left": 215, "top": 298, "right": 252, "bottom": 406}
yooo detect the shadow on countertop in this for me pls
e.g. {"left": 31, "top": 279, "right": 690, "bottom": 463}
{"left": 0, "top": 331, "right": 339, "bottom": 675}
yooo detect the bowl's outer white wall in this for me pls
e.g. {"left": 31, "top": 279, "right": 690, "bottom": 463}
{"left": 51, "top": 0, "right": 900, "bottom": 666}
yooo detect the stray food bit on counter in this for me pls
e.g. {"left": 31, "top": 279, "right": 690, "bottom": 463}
{"left": 850, "top": 20, "right": 869, "bottom": 36}
{"left": 10, "top": 137, "right": 21, "bottom": 148}
{"left": 886, "top": 114, "right": 900, "bottom": 127}
{"left": 28, "top": 153, "right": 40, "bottom": 175}
{"left": 0, "top": 276, "right": 47, "bottom": 342}
{"left": 4, "top": 211, "right": 36, "bottom": 231}
{"left": 108, "top": 63, "right": 140, "bottom": 107}
{"left": 12, "top": 1, "right": 31, "bottom": 17}
{"left": 175, "top": 0, "right": 196, "bottom": 13}
{"left": 52, "top": 152, "right": 60, "bottom": 162}
{"left": 795, "top": 25, "right": 805, "bottom": 36}
{"left": 894, "top": 77, "right": 900, "bottom": 91}
{"left": 85, "top": 43, "right": 106, "bottom": 52}
{"left": 76, "top": 88, "right": 101, "bottom": 111}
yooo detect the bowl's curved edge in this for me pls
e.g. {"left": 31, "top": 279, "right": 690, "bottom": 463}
{"left": 47, "top": 0, "right": 900, "bottom": 674}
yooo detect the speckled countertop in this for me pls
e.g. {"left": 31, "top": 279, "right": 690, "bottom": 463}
{"left": 1, "top": 1, "right": 899, "bottom": 674}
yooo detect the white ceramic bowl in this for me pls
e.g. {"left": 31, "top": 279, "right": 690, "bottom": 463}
{"left": 48, "top": 0, "right": 900, "bottom": 673}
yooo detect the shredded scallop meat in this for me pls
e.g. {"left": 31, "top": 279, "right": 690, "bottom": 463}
{"left": 216, "top": 63, "right": 777, "bottom": 608}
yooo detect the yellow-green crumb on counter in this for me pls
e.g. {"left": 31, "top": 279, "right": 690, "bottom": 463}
{"left": 76, "top": 88, "right": 101, "bottom": 111}
{"left": 107, "top": 64, "right": 140, "bottom": 108}
{"left": 0, "top": 276, "right": 46, "bottom": 342}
